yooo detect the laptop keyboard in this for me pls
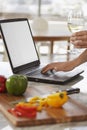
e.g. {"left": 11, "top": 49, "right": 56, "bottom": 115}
{"left": 26, "top": 67, "right": 53, "bottom": 77}
{"left": 26, "top": 67, "right": 42, "bottom": 75}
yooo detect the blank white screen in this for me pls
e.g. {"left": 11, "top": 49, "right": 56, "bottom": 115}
{"left": 1, "top": 20, "right": 38, "bottom": 67}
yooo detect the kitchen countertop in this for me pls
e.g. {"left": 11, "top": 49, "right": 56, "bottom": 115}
{"left": 0, "top": 61, "right": 87, "bottom": 130}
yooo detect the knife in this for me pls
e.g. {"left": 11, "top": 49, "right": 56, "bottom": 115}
{"left": 58, "top": 88, "right": 80, "bottom": 95}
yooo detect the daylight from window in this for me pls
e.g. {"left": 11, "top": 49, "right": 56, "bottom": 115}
{"left": 0, "top": 0, "right": 87, "bottom": 20}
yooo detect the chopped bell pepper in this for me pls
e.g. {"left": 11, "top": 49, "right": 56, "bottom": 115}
{"left": 8, "top": 105, "right": 37, "bottom": 118}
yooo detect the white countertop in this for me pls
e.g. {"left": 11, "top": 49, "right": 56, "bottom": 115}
{"left": 0, "top": 62, "right": 87, "bottom": 130}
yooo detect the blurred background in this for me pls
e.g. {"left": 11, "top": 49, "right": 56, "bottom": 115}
{"left": 0, "top": 0, "right": 87, "bottom": 20}
{"left": 0, "top": 0, "right": 87, "bottom": 61}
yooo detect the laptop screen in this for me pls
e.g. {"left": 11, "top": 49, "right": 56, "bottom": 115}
{"left": 0, "top": 19, "right": 39, "bottom": 68}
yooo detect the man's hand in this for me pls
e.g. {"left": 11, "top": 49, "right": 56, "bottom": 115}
{"left": 41, "top": 60, "right": 79, "bottom": 74}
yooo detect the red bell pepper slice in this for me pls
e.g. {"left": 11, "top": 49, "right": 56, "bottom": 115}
{"left": 8, "top": 108, "right": 22, "bottom": 117}
{"left": 8, "top": 105, "right": 37, "bottom": 118}
{"left": 16, "top": 105, "right": 37, "bottom": 112}
{"left": 15, "top": 106, "right": 37, "bottom": 118}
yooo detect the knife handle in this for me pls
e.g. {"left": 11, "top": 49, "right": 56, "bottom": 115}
{"left": 65, "top": 88, "right": 80, "bottom": 95}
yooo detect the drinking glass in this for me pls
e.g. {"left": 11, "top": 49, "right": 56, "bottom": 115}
{"left": 67, "top": 5, "right": 85, "bottom": 54}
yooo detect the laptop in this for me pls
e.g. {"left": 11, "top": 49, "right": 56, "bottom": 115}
{"left": 0, "top": 18, "right": 84, "bottom": 84}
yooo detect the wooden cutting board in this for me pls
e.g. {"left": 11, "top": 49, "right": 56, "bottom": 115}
{"left": 0, "top": 86, "right": 87, "bottom": 126}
